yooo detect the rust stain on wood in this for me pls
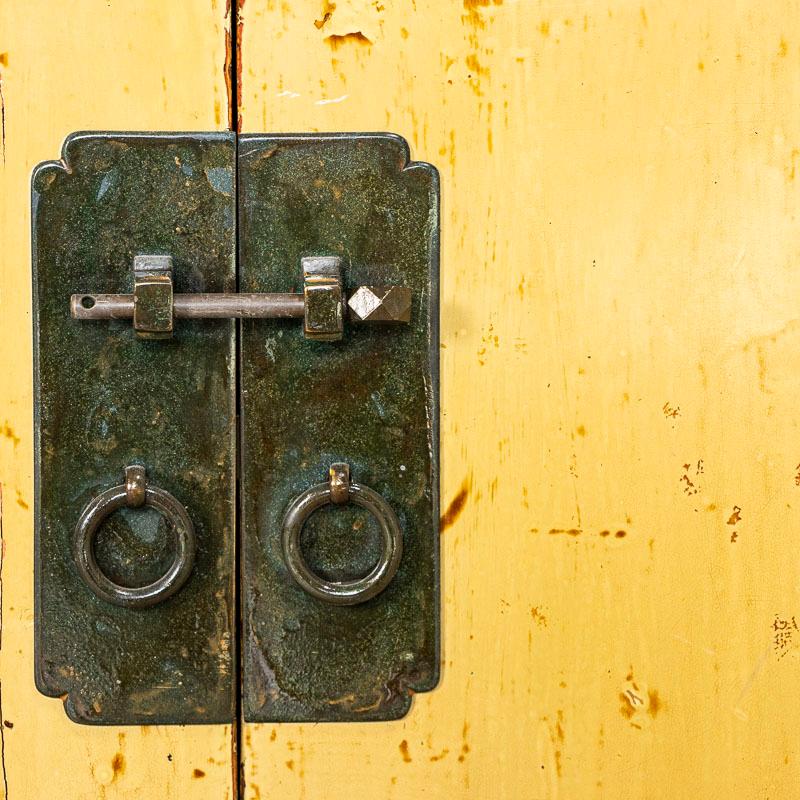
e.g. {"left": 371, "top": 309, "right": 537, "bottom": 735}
{"left": 440, "top": 476, "right": 471, "bottom": 532}
{"left": 399, "top": 739, "right": 412, "bottom": 762}
{"left": 314, "top": 0, "right": 336, "bottom": 30}
{"left": 325, "top": 32, "right": 373, "bottom": 49}
{"left": 111, "top": 752, "right": 125, "bottom": 780}
{"left": 2, "top": 425, "right": 19, "bottom": 447}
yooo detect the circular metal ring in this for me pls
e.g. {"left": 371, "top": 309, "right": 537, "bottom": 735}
{"left": 282, "top": 479, "right": 403, "bottom": 606}
{"left": 74, "top": 473, "right": 196, "bottom": 609}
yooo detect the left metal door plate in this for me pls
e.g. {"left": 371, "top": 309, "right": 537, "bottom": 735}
{"left": 32, "top": 132, "right": 237, "bottom": 724}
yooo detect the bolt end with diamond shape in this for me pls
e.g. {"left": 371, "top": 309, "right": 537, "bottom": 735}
{"left": 347, "top": 286, "right": 412, "bottom": 323}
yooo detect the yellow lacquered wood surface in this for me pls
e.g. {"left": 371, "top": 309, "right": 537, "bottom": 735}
{"left": 240, "top": 1, "right": 800, "bottom": 798}
{"left": 0, "top": 2, "right": 235, "bottom": 798}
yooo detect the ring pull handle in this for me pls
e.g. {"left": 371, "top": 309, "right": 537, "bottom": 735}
{"left": 281, "top": 463, "right": 403, "bottom": 606}
{"left": 74, "top": 465, "right": 196, "bottom": 609}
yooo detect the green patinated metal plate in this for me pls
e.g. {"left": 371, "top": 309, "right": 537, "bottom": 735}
{"left": 32, "top": 132, "right": 237, "bottom": 724}
{"left": 238, "top": 134, "right": 440, "bottom": 721}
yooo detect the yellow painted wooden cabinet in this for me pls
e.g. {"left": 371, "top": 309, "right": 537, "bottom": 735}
{"left": 1, "top": 1, "right": 799, "bottom": 797}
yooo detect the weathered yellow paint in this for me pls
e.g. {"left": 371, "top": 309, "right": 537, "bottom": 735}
{"left": 0, "top": 2, "right": 235, "bottom": 798}
{"left": 240, "top": 1, "right": 800, "bottom": 798}
{"left": 3, "top": 1, "right": 800, "bottom": 797}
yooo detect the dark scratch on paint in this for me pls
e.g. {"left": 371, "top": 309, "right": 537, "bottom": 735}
{"left": 0, "top": 54, "right": 6, "bottom": 165}
{"left": 440, "top": 476, "right": 471, "bottom": 532}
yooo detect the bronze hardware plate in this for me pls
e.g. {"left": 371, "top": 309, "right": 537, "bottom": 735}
{"left": 239, "top": 134, "right": 439, "bottom": 722}
{"left": 32, "top": 132, "right": 237, "bottom": 724}
{"left": 32, "top": 131, "right": 439, "bottom": 725}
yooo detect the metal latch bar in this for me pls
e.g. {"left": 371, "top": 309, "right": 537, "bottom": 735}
{"left": 71, "top": 292, "right": 306, "bottom": 319}
{"left": 69, "top": 253, "right": 411, "bottom": 341}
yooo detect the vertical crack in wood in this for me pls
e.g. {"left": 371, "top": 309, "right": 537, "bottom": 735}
{"left": 0, "top": 71, "right": 6, "bottom": 164}
{"left": 0, "top": 484, "right": 8, "bottom": 799}
{"left": 224, "top": 0, "right": 245, "bottom": 132}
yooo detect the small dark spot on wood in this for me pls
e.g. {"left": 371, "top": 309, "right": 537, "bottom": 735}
{"left": 167, "top": 753, "right": 173, "bottom": 761}
{"left": 727, "top": 506, "right": 742, "bottom": 525}
{"left": 2, "top": 721, "right": 11, "bottom": 729}
{"left": 286, "top": 759, "right": 294, "bottom": 770}
{"left": 2, "top": 425, "right": 19, "bottom": 447}
{"left": 530, "top": 606, "right": 548, "bottom": 627}
{"left": 615, "top": 530, "right": 626, "bottom": 538}
{"left": 193, "top": 768, "right": 206, "bottom": 778}
{"left": 647, "top": 689, "right": 662, "bottom": 718}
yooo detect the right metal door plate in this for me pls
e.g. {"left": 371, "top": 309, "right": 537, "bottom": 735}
{"left": 238, "top": 133, "right": 440, "bottom": 721}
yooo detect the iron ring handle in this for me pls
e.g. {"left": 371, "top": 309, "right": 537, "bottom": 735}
{"left": 281, "top": 464, "right": 403, "bottom": 606}
{"left": 74, "top": 465, "right": 196, "bottom": 609}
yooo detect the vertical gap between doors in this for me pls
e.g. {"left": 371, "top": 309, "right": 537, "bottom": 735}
{"left": 229, "top": 0, "right": 244, "bottom": 796}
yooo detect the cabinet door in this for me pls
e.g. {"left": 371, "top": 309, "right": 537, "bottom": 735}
{"left": 239, "top": 2, "right": 800, "bottom": 799}
{"left": 0, "top": 3, "right": 236, "bottom": 797}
